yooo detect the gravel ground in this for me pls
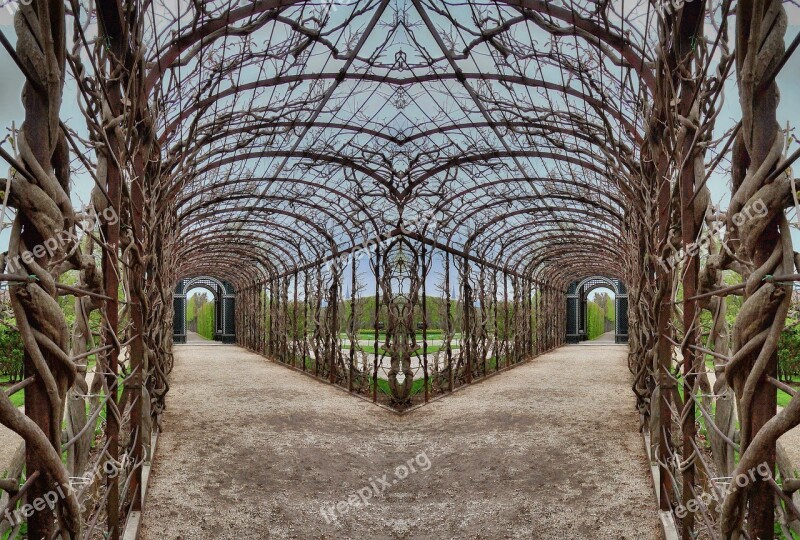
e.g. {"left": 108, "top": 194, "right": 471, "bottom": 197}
{"left": 0, "top": 423, "right": 23, "bottom": 483}
{"left": 140, "top": 342, "right": 660, "bottom": 539}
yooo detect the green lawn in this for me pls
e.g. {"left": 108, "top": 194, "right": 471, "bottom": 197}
{"left": 775, "top": 523, "right": 800, "bottom": 539}
{"left": 2, "top": 370, "right": 126, "bottom": 413}
{"left": 2, "top": 522, "right": 27, "bottom": 538}
{"left": 677, "top": 375, "right": 797, "bottom": 445}
{"left": 1, "top": 375, "right": 25, "bottom": 407}
{"left": 371, "top": 376, "right": 428, "bottom": 397}
{"left": 2, "top": 356, "right": 100, "bottom": 409}
{"left": 349, "top": 331, "right": 462, "bottom": 341}
{"left": 342, "top": 343, "right": 458, "bottom": 354}
{"left": 778, "top": 389, "right": 794, "bottom": 408}
{"left": 8, "top": 388, "right": 24, "bottom": 408}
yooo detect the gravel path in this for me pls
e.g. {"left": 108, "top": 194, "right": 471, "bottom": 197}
{"left": 140, "top": 342, "right": 659, "bottom": 539}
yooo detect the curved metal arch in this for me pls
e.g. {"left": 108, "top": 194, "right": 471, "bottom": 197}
{"left": 169, "top": 119, "right": 631, "bottom": 152}
{"left": 144, "top": 0, "right": 304, "bottom": 92}
{"left": 467, "top": 216, "right": 623, "bottom": 265}
{"left": 175, "top": 176, "right": 382, "bottom": 235}
{"left": 181, "top": 149, "right": 386, "bottom": 185}
{"left": 178, "top": 275, "right": 233, "bottom": 296}
{"left": 139, "top": 0, "right": 654, "bottom": 326}
{"left": 523, "top": 242, "right": 627, "bottom": 270}
{"left": 177, "top": 144, "right": 618, "bottom": 206}
{"left": 177, "top": 234, "right": 324, "bottom": 281}
{"left": 460, "top": 194, "right": 624, "bottom": 246}
{"left": 492, "top": 229, "right": 624, "bottom": 270}
{"left": 549, "top": 266, "right": 624, "bottom": 289}
{"left": 575, "top": 275, "right": 620, "bottom": 296}
{"left": 178, "top": 263, "right": 272, "bottom": 290}
{"left": 504, "top": 0, "right": 655, "bottom": 90}
{"left": 178, "top": 219, "right": 329, "bottom": 269}
{"left": 159, "top": 73, "right": 642, "bottom": 145}
{"left": 518, "top": 243, "right": 625, "bottom": 273}
{"left": 179, "top": 216, "right": 325, "bottom": 254}
{"left": 177, "top": 227, "right": 339, "bottom": 282}
{"left": 179, "top": 229, "right": 306, "bottom": 267}
{"left": 421, "top": 176, "right": 626, "bottom": 226}
{"left": 489, "top": 221, "right": 621, "bottom": 256}
{"left": 412, "top": 150, "right": 608, "bottom": 188}
{"left": 178, "top": 205, "right": 340, "bottom": 253}
{"left": 178, "top": 193, "right": 364, "bottom": 247}
{"left": 144, "top": 0, "right": 654, "bottom": 95}
{"left": 447, "top": 203, "right": 623, "bottom": 249}
{"left": 179, "top": 264, "right": 268, "bottom": 290}
{"left": 520, "top": 246, "right": 626, "bottom": 281}
{"left": 178, "top": 238, "right": 284, "bottom": 275}
{"left": 178, "top": 237, "right": 288, "bottom": 278}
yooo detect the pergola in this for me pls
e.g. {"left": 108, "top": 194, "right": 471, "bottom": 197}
{"left": 0, "top": 0, "right": 798, "bottom": 538}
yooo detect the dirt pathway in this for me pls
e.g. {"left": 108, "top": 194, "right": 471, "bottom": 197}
{"left": 140, "top": 342, "right": 659, "bottom": 539}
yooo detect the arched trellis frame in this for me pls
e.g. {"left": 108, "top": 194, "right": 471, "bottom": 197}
{"left": 0, "top": 0, "right": 799, "bottom": 539}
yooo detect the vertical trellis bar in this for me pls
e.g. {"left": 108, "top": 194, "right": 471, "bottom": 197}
{"left": 503, "top": 271, "right": 509, "bottom": 368}
{"left": 445, "top": 251, "right": 453, "bottom": 391}
{"left": 100, "top": 58, "right": 123, "bottom": 540}
{"left": 282, "top": 277, "right": 289, "bottom": 361}
{"left": 328, "top": 264, "right": 338, "bottom": 384}
{"left": 266, "top": 280, "right": 269, "bottom": 354}
{"left": 420, "top": 243, "right": 429, "bottom": 402}
{"left": 349, "top": 257, "right": 356, "bottom": 392}
{"left": 675, "top": 4, "right": 705, "bottom": 535}
{"left": 303, "top": 271, "right": 309, "bottom": 371}
{"left": 293, "top": 272, "right": 299, "bottom": 366}
{"left": 372, "top": 245, "right": 381, "bottom": 402}
{"left": 492, "top": 269, "right": 498, "bottom": 372}
{"left": 462, "top": 254, "right": 472, "bottom": 384}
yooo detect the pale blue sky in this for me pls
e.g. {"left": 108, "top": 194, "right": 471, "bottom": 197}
{"left": 1, "top": 2, "right": 799, "bottom": 296}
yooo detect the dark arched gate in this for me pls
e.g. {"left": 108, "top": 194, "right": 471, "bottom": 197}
{"left": 173, "top": 276, "right": 236, "bottom": 343}
{"left": 565, "top": 276, "right": 628, "bottom": 344}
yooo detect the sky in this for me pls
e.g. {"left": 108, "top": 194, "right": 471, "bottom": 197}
{"left": 186, "top": 287, "right": 212, "bottom": 301}
{"left": 589, "top": 286, "right": 615, "bottom": 301}
{"left": 1, "top": 1, "right": 800, "bottom": 297}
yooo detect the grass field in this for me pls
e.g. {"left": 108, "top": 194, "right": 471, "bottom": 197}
{"left": 341, "top": 343, "right": 456, "bottom": 354}
{"left": 0, "top": 375, "right": 25, "bottom": 407}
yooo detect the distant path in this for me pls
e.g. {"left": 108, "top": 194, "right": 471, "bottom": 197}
{"left": 140, "top": 341, "right": 659, "bottom": 539}
{"left": 577, "top": 331, "right": 616, "bottom": 345}
{"left": 182, "top": 330, "right": 224, "bottom": 345}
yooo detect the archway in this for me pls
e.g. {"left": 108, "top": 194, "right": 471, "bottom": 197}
{"left": 185, "top": 286, "right": 216, "bottom": 341}
{"left": 173, "top": 276, "right": 236, "bottom": 343}
{"left": 565, "top": 276, "right": 628, "bottom": 344}
{"left": 586, "top": 286, "right": 616, "bottom": 339}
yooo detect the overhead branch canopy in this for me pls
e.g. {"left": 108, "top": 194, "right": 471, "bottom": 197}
{"left": 127, "top": 0, "right": 654, "bottom": 288}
